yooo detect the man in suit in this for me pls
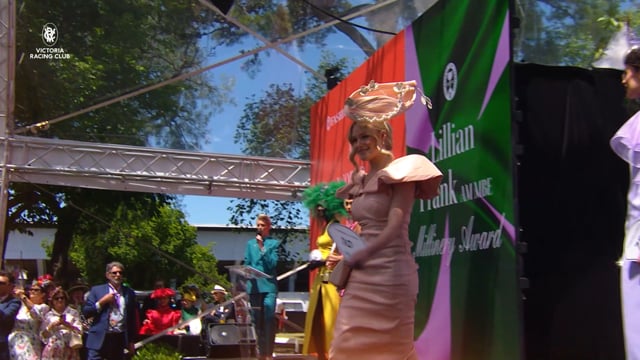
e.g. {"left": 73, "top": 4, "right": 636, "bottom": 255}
{"left": 0, "top": 270, "right": 20, "bottom": 360}
{"left": 244, "top": 214, "right": 280, "bottom": 360}
{"left": 83, "top": 262, "right": 138, "bottom": 360}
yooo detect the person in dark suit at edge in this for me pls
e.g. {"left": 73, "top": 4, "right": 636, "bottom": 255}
{"left": 83, "top": 262, "right": 138, "bottom": 360}
{"left": 0, "top": 270, "right": 21, "bottom": 360}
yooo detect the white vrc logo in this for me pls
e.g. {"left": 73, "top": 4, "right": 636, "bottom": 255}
{"left": 443, "top": 62, "right": 458, "bottom": 101}
{"left": 42, "top": 23, "right": 58, "bottom": 47}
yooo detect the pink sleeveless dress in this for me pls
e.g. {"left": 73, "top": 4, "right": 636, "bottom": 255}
{"left": 330, "top": 154, "right": 442, "bottom": 360}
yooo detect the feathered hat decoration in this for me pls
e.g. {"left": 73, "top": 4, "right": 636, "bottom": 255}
{"left": 302, "top": 181, "right": 348, "bottom": 222}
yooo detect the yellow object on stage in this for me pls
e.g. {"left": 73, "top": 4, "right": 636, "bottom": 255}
{"left": 302, "top": 222, "right": 341, "bottom": 358}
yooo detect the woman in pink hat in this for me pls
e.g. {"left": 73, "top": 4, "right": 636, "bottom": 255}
{"left": 331, "top": 80, "right": 442, "bottom": 360}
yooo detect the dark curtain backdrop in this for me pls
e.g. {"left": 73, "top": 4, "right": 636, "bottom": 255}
{"left": 515, "top": 63, "right": 631, "bottom": 360}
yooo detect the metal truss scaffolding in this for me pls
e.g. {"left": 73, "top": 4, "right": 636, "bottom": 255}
{"left": 1, "top": 135, "right": 310, "bottom": 201}
{"left": 0, "top": 1, "right": 311, "bottom": 261}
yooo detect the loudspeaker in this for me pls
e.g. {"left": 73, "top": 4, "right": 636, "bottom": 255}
{"left": 206, "top": 323, "right": 256, "bottom": 345}
{"left": 208, "top": 324, "right": 241, "bottom": 345}
{"left": 325, "top": 67, "right": 341, "bottom": 90}
{"left": 205, "top": 323, "right": 257, "bottom": 358}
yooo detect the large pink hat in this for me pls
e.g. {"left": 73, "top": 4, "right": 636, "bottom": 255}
{"left": 344, "top": 80, "right": 432, "bottom": 122}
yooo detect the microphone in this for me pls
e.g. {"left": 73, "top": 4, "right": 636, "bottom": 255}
{"left": 308, "top": 260, "right": 326, "bottom": 270}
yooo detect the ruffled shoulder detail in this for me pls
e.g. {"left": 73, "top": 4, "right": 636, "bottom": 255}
{"left": 335, "top": 170, "right": 364, "bottom": 199}
{"left": 336, "top": 155, "right": 443, "bottom": 200}
{"left": 376, "top": 154, "right": 442, "bottom": 199}
{"left": 611, "top": 111, "right": 640, "bottom": 167}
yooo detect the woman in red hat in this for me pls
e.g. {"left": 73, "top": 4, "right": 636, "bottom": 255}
{"left": 138, "top": 288, "right": 180, "bottom": 335}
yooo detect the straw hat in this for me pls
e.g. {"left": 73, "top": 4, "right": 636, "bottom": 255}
{"left": 211, "top": 285, "right": 227, "bottom": 294}
{"left": 67, "top": 279, "right": 89, "bottom": 294}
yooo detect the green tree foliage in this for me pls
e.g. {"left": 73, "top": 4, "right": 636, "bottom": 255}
{"left": 69, "top": 202, "right": 224, "bottom": 289}
{"left": 235, "top": 83, "right": 312, "bottom": 160}
{"left": 133, "top": 342, "right": 182, "bottom": 360}
{"left": 210, "top": 0, "right": 422, "bottom": 76}
{"left": 16, "top": 0, "right": 231, "bottom": 146}
{"left": 12, "top": 0, "right": 231, "bottom": 283}
{"left": 227, "top": 53, "right": 352, "bottom": 264}
{"left": 514, "top": 0, "right": 640, "bottom": 67}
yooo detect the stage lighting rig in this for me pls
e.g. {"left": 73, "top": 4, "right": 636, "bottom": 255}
{"left": 205, "top": 0, "right": 234, "bottom": 15}
{"left": 325, "top": 67, "right": 342, "bottom": 90}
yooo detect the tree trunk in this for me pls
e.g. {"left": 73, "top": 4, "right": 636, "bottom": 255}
{"left": 50, "top": 206, "right": 80, "bottom": 285}
{"left": 309, "top": 3, "right": 377, "bottom": 56}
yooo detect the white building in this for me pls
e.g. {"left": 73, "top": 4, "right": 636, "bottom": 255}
{"left": 4, "top": 224, "right": 311, "bottom": 291}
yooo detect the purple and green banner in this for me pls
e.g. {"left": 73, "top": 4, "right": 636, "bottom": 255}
{"left": 408, "top": 1, "right": 520, "bottom": 359}
{"left": 310, "top": 0, "right": 520, "bottom": 359}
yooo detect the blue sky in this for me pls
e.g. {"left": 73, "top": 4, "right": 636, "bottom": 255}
{"left": 180, "top": 25, "right": 371, "bottom": 225}
{"left": 177, "top": 0, "right": 441, "bottom": 225}
{"left": 180, "top": 51, "right": 309, "bottom": 225}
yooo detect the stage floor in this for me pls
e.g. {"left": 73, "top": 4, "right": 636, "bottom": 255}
{"left": 182, "top": 355, "right": 316, "bottom": 360}
{"left": 177, "top": 331, "right": 310, "bottom": 360}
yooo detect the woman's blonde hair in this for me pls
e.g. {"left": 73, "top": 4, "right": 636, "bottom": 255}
{"left": 347, "top": 120, "right": 394, "bottom": 179}
{"left": 257, "top": 213, "right": 271, "bottom": 226}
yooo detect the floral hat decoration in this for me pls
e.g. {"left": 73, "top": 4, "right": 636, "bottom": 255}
{"left": 33, "top": 274, "right": 54, "bottom": 287}
{"left": 31, "top": 274, "right": 55, "bottom": 295}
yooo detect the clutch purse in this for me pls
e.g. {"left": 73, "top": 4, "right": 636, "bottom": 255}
{"left": 69, "top": 331, "right": 83, "bottom": 349}
{"left": 328, "top": 260, "right": 352, "bottom": 290}
{"left": 327, "top": 223, "right": 365, "bottom": 262}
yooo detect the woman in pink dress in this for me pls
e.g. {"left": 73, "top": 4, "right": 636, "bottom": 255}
{"left": 331, "top": 80, "right": 442, "bottom": 360}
